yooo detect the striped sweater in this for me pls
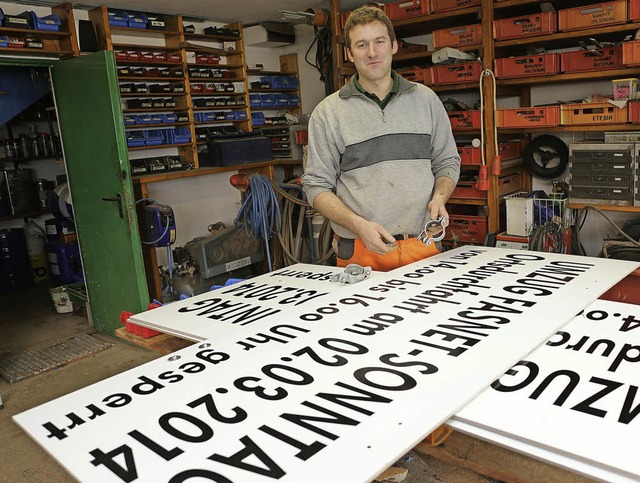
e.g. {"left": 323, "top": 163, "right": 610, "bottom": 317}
{"left": 302, "top": 75, "right": 461, "bottom": 239}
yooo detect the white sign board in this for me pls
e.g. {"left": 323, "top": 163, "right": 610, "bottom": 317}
{"left": 128, "top": 264, "right": 373, "bottom": 341}
{"left": 14, "top": 248, "right": 639, "bottom": 482}
{"left": 450, "top": 298, "right": 640, "bottom": 482}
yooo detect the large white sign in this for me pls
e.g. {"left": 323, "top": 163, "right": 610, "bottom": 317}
{"left": 14, "top": 248, "right": 639, "bottom": 482}
{"left": 450, "top": 298, "right": 640, "bottom": 482}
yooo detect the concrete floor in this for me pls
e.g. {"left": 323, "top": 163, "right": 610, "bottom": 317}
{"left": 0, "top": 283, "right": 497, "bottom": 483}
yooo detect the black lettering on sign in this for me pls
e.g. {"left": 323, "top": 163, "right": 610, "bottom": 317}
{"left": 208, "top": 435, "right": 285, "bottom": 478}
{"left": 353, "top": 366, "right": 417, "bottom": 391}
{"left": 316, "top": 381, "right": 393, "bottom": 415}
{"left": 620, "top": 313, "right": 640, "bottom": 333}
{"left": 491, "top": 360, "right": 539, "bottom": 392}
{"left": 237, "top": 324, "right": 310, "bottom": 351}
{"left": 410, "top": 329, "right": 479, "bottom": 357}
{"left": 90, "top": 444, "right": 138, "bottom": 482}
{"left": 159, "top": 412, "right": 214, "bottom": 442}
{"left": 379, "top": 353, "right": 438, "bottom": 375}
{"left": 608, "top": 343, "right": 640, "bottom": 372}
{"left": 259, "top": 424, "right": 326, "bottom": 460}
{"left": 292, "top": 337, "right": 369, "bottom": 366}
{"left": 343, "top": 312, "right": 404, "bottom": 336}
{"left": 129, "top": 429, "right": 183, "bottom": 460}
{"left": 369, "top": 278, "right": 421, "bottom": 293}
{"left": 280, "top": 401, "right": 361, "bottom": 440}
{"left": 339, "top": 293, "right": 386, "bottom": 307}
{"left": 169, "top": 469, "right": 233, "bottom": 483}
{"left": 188, "top": 392, "right": 248, "bottom": 424}
{"left": 234, "top": 375, "right": 288, "bottom": 401}
{"left": 571, "top": 376, "right": 622, "bottom": 418}
{"left": 43, "top": 405, "right": 106, "bottom": 441}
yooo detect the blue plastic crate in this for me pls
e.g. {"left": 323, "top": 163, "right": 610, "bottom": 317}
{"left": 165, "top": 128, "right": 191, "bottom": 144}
{"left": 259, "top": 76, "right": 274, "bottom": 88}
{"left": 274, "top": 94, "right": 289, "bottom": 107}
{"left": 285, "top": 93, "right": 300, "bottom": 107}
{"left": 135, "top": 114, "right": 152, "bottom": 125}
{"left": 286, "top": 75, "right": 300, "bottom": 88}
{"left": 123, "top": 115, "right": 136, "bottom": 126}
{"left": 0, "top": 8, "right": 4, "bottom": 26}
{"left": 127, "top": 12, "right": 148, "bottom": 29}
{"left": 29, "top": 12, "right": 61, "bottom": 31}
{"left": 161, "top": 113, "right": 177, "bottom": 123}
{"left": 0, "top": 35, "right": 8, "bottom": 48}
{"left": 108, "top": 9, "right": 128, "bottom": 27}
{"left": 150, "top": 114, "right": 163, "bottom": 124}
{"left": 249, "top": 94, "right": 262, "bottom": 108}
{"left": 260, "top": 94, "right": 275, "bottom": 108}
{"left": 251, "top": 112, "right": 265, "bottom": 126}
{"left": 144, "top": 129, "right": 164, "bottom": 146}
{"left": 127, "top": 131, "right": 145, "bottom": 148}
{"left": 271, "top": 76, "right": 289, "bottom": 89}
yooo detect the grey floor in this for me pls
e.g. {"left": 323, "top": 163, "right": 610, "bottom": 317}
{"left": 0, "top": 283, "right": 497, "bottom": 482}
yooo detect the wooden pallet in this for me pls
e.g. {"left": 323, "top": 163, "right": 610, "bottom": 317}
{"left": 115, "top": 327, "right": 194, "bottom": 355}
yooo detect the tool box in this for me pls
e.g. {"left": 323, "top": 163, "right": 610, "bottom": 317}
{"left": 561, "top": 45, "right": 623, "bottom": 72}
{"left": 496, "top": 106, "right": 560, "bottom": 128}
{"left": 431, "top": 0, "right": 480, "bottom": 13}
{"left": 385, "top": 0, "right": 429, "bottom": 21}
{"left": 493, "top": 11, "right": 557, "bottom": 40}
{"left": 433, "top": 23, "right": 482, "bottom": 48}
{"left": 448, "top": 110, "right": 481, "bottom": 130}
{"left": 568, "top": 143, "right": 636, "bottom": 206}
{"left": 560, "top": 102, "right": 627, "bottom": 125}
{"left": 494, "top": 53, "right": 561, "bottom": 79}
{"left": 558, "top": 0, "right": 627, "bottom": 31}
{"left": 431, "top": 61, "right": 482, "bottom": 85}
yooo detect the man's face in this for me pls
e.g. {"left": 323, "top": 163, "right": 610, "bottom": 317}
{"left": 347, "top": 20, "right": 397, "bottom": 84}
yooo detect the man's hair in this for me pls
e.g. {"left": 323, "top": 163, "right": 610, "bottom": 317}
{"left": 344, "top": 5, "right": 396, "bottom": 51}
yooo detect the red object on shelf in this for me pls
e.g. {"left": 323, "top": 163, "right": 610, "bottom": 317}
{"left": 496, "top": 106, "right": 560, "bottom": 128}
{"left": 493, "top": 11, "right": 557, "bottom": 40}
{"left": 622, "top": 40, "right": 640, "bottom": 66}
{"left": 628, "top": 101, "right": 640, "bottom": 122}
{"left": 120, "top": 303, "right": 163, "bottom": 339}
{"left": 632, "top": 0, "right": 640, "bottom": 20}
{"left": 558, "top": 0, "right": 627, "bottom": 32}
{"left": 458, "top": 145, "right": 482, "bottom": 165}
{"left": 452, "top": 180, "right": 486, "bottom": 199}
{"left": 561, "top": 46, "right": 623, "bottom": 72}
{"left": 445, "top": 215, "right": 488, "bottom": 243}
{"left": 494, "top": 53, "right": 560, "bottom": 79}
{"left": 498, "top": 140, "right": 521, "bottom": 160}
{"left": 431, "top": 0, "right": 480, "bottom": 13}
{"left": 432, "top": 61, "right": 482, "bottom": 85}
{"left": 433, "top": 23, "right": 482, "bottom": 48}
{"left": 385, "top": 0, "right": 429, "bottom": 21}
{"left": 448, "top": 110, "right": 481, "bottom": 130}
{"left": 230, "top": 173, "right": 250, "bottom": 190}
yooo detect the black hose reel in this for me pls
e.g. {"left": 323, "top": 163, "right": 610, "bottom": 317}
{"left": 523, "top": 134, "right": 569, "bottom": 179}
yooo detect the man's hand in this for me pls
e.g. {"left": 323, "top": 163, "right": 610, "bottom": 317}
{"left": 353, "top": 219, "right": 397, "bottom": 255}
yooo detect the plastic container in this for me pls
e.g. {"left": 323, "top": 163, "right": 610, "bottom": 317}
{"left": 431, "top": 0, "right": 480, "bottom": 13}
{"left": 448, "top": 110, "right": 481, "bottom": 130}
{"left": 493, "top": 11, "right": 556, "bottom": 40}
{"left": 496, "top": 106, "right": 561, "bottom": 128}
{"left": 561, "top": 46, "right": 622, "bottom": 72}
{"left": 385, "top": 0, "right": 429, "bottom": 20}
{"left": 494, "top": 53, "right": 560, "bottom": 79}
{"left": 47, "top": 240, "right": 82, "bottom": 284}
{"left": 612, "top": 78, "right": 639, "bottom": 100}
{"left": 558, "top": 0, "right": 627, "bottom": 31}
{"left": 560, "top": 102, "right": 627, "bottom": 125}
{"left": 431, "top": 61, "right": 482, "bottom": 85}
{"left": 623, "top": 40, "right": 640, "bottom": 65}
{"left": 49, "top": 286, "right": 73, "bottom": 313}
{"left": 28, "top": 12, "right": 61, "bottom": 31}
{"left": 458, "top": 145, "right": 482, "bottom": 165}
{"left": 433, "top": 23, "right": 482, "bottom": 48}
{"left": 445, "top": 215, "right": 487, "bottom": 243}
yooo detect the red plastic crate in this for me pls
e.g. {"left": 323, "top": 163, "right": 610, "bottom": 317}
{"left": 561, "top": 45, "right": 623, "bottom": 72}
{"left": 458, "top": 145, "right": 481, "bottom": 165}
{"left": 623, "top": 40, "right": 640, "bottom": 65}
{"left": 631, "top": 0, "right": 640, "bottom": 20}
{"left": 493, "top": 11, "right": 557, "bottom": 40}
{"left": 558, "top": 0, "right": 627, "bottom": 31}
{"left": 430, "top": 0, "right": 480, "bottom": 13}
{"left": 494, "top": 53, "right": 561, "bottom": 79}
{"left": 452, "top": 180, "right": 485, "bottom": 199}
{"left": 448, "top": 110, "right": 481, "bottom": 130}
{"left": 496, "top": 106, "right": 561, "bottom": 128}
{"left": 385, "top": 0, "right": 429, "bottom": 20}
{"left": 396, "top": 66, "right": 428, "bottom": 84}
{"left": 628, "top": 100, "right": 640, "bottom": 122}
{"left": 433, "top": 23, "right": 482, "bottom": 48}
{"left": 432, "top": 61, "right": 482, "bottom": 85}
{"left": 445, "top": 215, "right": 487, "bottom": 243}
{"left": 498, "top": 140, "right": 521, "bottom": 160}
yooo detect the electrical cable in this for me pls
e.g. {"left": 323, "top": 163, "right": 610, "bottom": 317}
{"left": 529, "top": 221, "right": 564, "bottom": 253}
{"left": 305, "top": 21, "right": 333, "bottom": 95}
{"left": 235, "top": 174, "right": 281, "bottom": 271}
{"left": 575, "top": 206, "right": 640, "bottom": 258}
{"left": 478, "top": 67, "right": 497, "bottom": 189}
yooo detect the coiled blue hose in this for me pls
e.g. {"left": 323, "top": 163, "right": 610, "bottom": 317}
{"left": 235, "top": 174, "right": 281, "bottom": 271}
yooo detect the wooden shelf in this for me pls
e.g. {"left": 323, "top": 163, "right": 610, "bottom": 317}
{"left": 119, "top": 76, "right": 184, "bottom": 81}
{"left": 125, "top": 122, "right": 189, "bottom": 129}
{"left": 133, "top": 159, "right": 302, "bottom": 184}
{"left": 109, "top": 27, "right": 181, "bottom": 36}
{"left": 181, "top": 43, "right": 243, "bottom": 55}
{"left": 112, "top": 43, "right": 181, "bottom": 51}
{"left": 247, "top": 70, "right": 297, "bottom": 76}
{"left": 391, "top": 7, "right": 482, "bottom": 37}
{"left": 249, "top": 88, "right": 299, "bottom": 93}
{"left": 128, "top": 142, "right": 192, "bottom": 151}
{"left": 184, "top": 32, "right": 242, "bottom": 42}
{"left": 0, "top": 26, "right": 72, "bottom": 39}
{"left": 568, "top": 203, "right": 640, "bottom": 213}
{"left": 0, "top": 47, "right": 74, "bottom": 58}
{"left": 123, "top": 107, "right": 188, "bottom": 113}
{"left": 499, "top": 123, "right": 640, "bottom": 134}
{"left": 497, "top": 67, "right": 640, "bottom": 86}
{"left": 116, "top": 60, "right": 183, "bottom": 67}
{"left": 120, "top": 92, "right": 184, "bottom": 97}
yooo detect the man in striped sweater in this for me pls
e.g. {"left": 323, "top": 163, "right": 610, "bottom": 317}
{"left": 302, "top": 5, "right": 460, "bottom": 272}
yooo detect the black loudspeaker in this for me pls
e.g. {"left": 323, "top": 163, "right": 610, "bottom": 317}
{"left": 78, "top": 20, "right": 99, "bottom": 52}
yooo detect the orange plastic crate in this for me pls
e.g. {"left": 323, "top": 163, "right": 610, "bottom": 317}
{"left": 498, "top": 172, "right": 523, "bottom": 196}
{"left": 498, "top": 140, "right": 521, "bottom": 160}
{"left": 430, "top": 0, "right": 480, "bottom": 13}
{"left": 496, "top": 106, "right": 560, "bottom": 128}
{"left": 561, "top": 45, "right": 623, "bottom": 72}
{"left": 396, "top": 65, "right": 432, "bottom": 84}
{"left": 623, "top": 40, "right": 640, "bottom": 65}
{"left": 433, "top": 23, "right": 482, "bottom": 48}
{"left": 445, "top": 215, "right": 487, "bottom": 243}
{"left": 560, "top": 102, "right": 627, "bottom": 125}
{"left": 432, "top": 61, "right": 482, "bottom": 85}
{"left": 628, "top": 100, "right": 640, "bottom": 122}
{"left": 631, "top": 0, "right": 640, "bottom": 20}
{"left": 452, "top": 180, "right": 485, "bottom": 199}
{"left": 385, "top": 0, "right": 429, "bottom": 20}
{"left": 493, "top": 11, "right": 557, "bottom": 40}
{"left": 458, "top": 145, "right": 482, "bottom": 165}
{"left": 494, "top": 53, "right": 561, "bottom": 79}
{"left": 448, "top": 110, "right": 481, "bottom": 130}
{"left": 558, "top": 0, "right": 627, "bottom": 31}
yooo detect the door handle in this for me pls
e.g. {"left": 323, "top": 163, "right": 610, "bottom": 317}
{"left": 102, "top": 193, "right": 124, "bottom": 219}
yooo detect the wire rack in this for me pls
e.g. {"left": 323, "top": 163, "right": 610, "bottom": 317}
{"left": 505, "top": 192, "right": 573, "bottom": 253}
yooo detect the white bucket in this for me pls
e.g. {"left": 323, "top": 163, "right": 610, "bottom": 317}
{"left": 49, "top": 286, "right": 74, "bottom": 314}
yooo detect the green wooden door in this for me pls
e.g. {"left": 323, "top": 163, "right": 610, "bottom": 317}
{"left": 51, "top": 51, "right": 148, "bottom": 334}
